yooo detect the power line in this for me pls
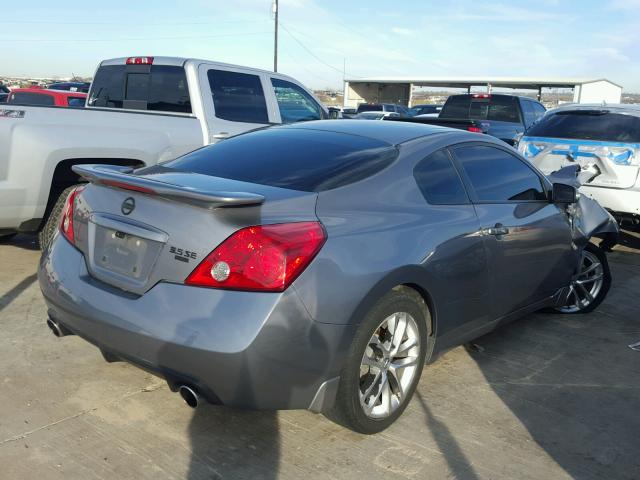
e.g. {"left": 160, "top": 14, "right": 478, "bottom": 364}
{"left": 0, "top": 19, "right": 269, "bottom": 26}
{"left": 279, "top": 22, "right": 361, "bottom": 78}
{"left": 2, "top": 31, "right": 272, "bottom": 43}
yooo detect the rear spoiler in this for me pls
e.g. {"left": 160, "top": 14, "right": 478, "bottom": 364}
{"left": 72, "top": 164, "right": 265, "bottom": 209}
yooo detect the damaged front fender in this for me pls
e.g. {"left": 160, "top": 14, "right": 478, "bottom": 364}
{"left": 548, "top": 164, "right": 619, "bottom": 250}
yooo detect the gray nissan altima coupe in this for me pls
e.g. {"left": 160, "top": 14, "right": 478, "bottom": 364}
{"left": 39, "top": 120, "right": 618, "bottom": 433}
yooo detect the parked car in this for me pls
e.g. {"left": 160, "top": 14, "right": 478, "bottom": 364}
{"left": 46, "top": 81, "right": 91, "bottom": 93}
{"left": 408, "top": 104, "right": 443, "bottom": 117}
{"left": 355, "top": 111, "right": 400, "bottom": 120}
{"left": 0, "top": 56, "right": 327, "bottom": 246}
{"left": 40, "top": 120, "right": 617, "bottom": 434}
{"left": 0, "top": 93, "right": 8, "bottom": 103}
{"left": 416, "top": 94, "right": 546, "bottom": 145}
{"left": 520, "top": 104, "right": 640, "bottom": 230}
{"left": 357, "top": 103, "right": 409, "bottom": 117}
{"left": 7, "top": 87, "right": 87, "bottom": 107}
{"left": 341, "top": 107, "right": 357, "bottom": 119}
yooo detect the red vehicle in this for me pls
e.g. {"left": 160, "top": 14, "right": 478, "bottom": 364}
{"left": 6, "top": 87, "right": 87, "bottom": 107}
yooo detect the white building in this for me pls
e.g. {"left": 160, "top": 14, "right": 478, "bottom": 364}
{"left": 343, "top": 77, "right": 623, "bottom": 107}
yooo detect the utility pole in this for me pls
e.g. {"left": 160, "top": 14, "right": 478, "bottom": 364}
{"left": 273, "top": 0, "right": 279, "bottom": 72}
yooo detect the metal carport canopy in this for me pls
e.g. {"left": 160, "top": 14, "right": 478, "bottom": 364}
{"left": 343, "top": 76, "right": 621, "bottom": 90}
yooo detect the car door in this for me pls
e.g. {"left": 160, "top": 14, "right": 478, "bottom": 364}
{"left": 269, "top": 77, "right": 325, "bottom": 124}
{"left": 450, "top": 143, "right": 575, "bottom": 319}
{"left": 413, "top": 148, "right": 492, "bottom": 348}
{"left": 198, "top": 65, "right": 276, "bottom": 143}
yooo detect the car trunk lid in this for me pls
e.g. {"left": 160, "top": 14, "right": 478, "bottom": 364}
{"left": 520, "top": 137, "right": 640, "bottom": 189}
{"left": 71, "top": 164, "right": 319, "bottom": 295}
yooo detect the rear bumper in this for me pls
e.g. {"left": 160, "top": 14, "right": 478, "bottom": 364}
{"left": 38, "top": 235, "right": 355, "bottom": 411}
{"left": 580, "top": 185, "right": 640, "bottom": 226}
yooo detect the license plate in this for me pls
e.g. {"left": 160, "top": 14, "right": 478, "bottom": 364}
{"left": 94, "top": 227, "right": 150, "bottom": 279}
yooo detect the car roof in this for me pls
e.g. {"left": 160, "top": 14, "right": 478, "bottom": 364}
{"left": 281, "top": 119, "right": 452, "bottom": 145}
{"left": 547, "top": 103, "right": 640, "bottom": 117}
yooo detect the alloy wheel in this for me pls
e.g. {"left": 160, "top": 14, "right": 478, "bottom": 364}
{"left": 557, "top": 249, "right": 604, "bottom": 313}
{"left": 359, "top": 312, "right": 421, "bottom": 419}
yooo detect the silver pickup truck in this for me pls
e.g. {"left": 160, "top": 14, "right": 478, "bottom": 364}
{"left": 0, "top": 56, "right": 327, "bottom": 247}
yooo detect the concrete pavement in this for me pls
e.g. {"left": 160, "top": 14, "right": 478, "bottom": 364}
{"left": 1, "top": 232, "right": 639, "bottom": 479}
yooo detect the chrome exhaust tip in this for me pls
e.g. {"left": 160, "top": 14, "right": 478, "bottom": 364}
{"left": 178, "top": 385, "right": 199, "bottom": 408}
{"left": 46, "top": 318, "right": 64, "bottom": 337}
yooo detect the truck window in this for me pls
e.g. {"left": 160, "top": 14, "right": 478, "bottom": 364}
{"left": 89, "top": 65, "right": 191, "bottom": 113}
{"left": 521, "top": 100, "right": 536, "bottom": 128}
{"left": 8, "top": 92, "right": 55, "bottom": 106}
{"left": 271, "top": 78, "right": 323, "bottom": 123}
{"left": 441, "top": 95, "right": 520, "bottom": 123}
{"left": 207, "top": 69, "right": 269, "bottom": 124}
{"left": 67, "top": 97, "right": 86, "bottom": 107}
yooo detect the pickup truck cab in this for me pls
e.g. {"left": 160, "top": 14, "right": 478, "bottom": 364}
{"left": 7, "top": 88, "right": 87, "bottom": 107}
{"left": 436, "top": 94, "right": 546, "bottom": 145}
{"left": 0, "top": 56, "right": 327, "bottom": 247}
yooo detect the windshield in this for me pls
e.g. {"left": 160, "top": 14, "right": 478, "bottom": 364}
{"left": 161, "top": 127, "right": 398, "bottom": 192}
{"left": 526, "top": 110, "right": 640, "bottom": 143}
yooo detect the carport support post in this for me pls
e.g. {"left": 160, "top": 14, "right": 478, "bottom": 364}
{"left": 537, "top": 86, "right": 542, "bottom": 101}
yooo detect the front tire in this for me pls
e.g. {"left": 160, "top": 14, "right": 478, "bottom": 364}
{"left": 38, "top": 185, "right": 79, "bottom": 251}
{"left": 328, "top": 287, "right": 429, "bottom": 434}
{"left": 555, "top": 243, "right": 611, "bottom": 314}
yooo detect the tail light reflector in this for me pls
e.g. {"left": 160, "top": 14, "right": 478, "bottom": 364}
{"left": 467, "top": 126, "right": 483, "bottom": 133}
{"left": 185, "top": 222, "right": 326, "bottom": 292}
{"left": 59, "top": 186, "right": 85, "bottom": 244}
{"left": 126, "top": 57, "right": 154, "bottom": 65}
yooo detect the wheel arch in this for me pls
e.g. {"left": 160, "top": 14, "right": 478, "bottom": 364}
{"left": 38, "top": 157, "right": 146, "bottom": 232}
{"left": 347, "top": 266, "right": 437, "bottom": 338}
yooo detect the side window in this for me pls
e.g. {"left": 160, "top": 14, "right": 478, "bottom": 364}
{"left": 8, "top": 92, "right": 55, "bottom": 106}
{"left": 271, "top": 78, "right": 322, "bottom": 123}
{"left": 454, "top": 145, "right": 547, "bottom": 202}
{"left": 67, "top": 97, "right": 86, "bottom": 107}
{"left": 207, "top": 69, "right": 269, "bottom": 123}
{"left": 521, "top": 100, "right": 536, "bottom": 128}
{"left": 533, "top": 102, "right": 546, "bottom": 121}
{"left": 414, "top": 149, "right": 469, "bottom": 205}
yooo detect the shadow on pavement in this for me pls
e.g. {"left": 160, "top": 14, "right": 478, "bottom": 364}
{"left": 415, "top": 393, "right": 480, "bottom": 479}
{"left": 0, "top": 273, "right": 37, "bottom": 312}
{"left": 1, "top": 233, "right": 39, "bottom": 251}
{"left": 466, "top": 251, "right": 640, "bottom": 480}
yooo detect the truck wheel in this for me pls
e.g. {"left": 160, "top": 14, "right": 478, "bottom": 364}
{"left": 327, "top": 287, "right": 429, "bottom": 434}
{"left": 38, "top": 185, "right": 79, "bottom": 251}
{"left": 555, "top": 243, "right": 611, "bottom": 314}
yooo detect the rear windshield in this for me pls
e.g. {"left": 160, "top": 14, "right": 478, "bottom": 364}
{"left": 88, "top": 64, "right": 191, "bottom": 113}
{"left": 357, "top": 104, "right": 383, "bottom": 113}
{"left": 526, "top": 110, "right": 640, "bottom": 143}
{"left": 8, "top": 92, "right": 55, "bottom": 106}
{"left": 440, "top": 95, "right": 521, "bottom": 123}
{"left": 163, "top": 127, "right": 398, "bottom": 192}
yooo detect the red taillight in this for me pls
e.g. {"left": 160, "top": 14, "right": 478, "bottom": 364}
{"left": 467, "top": 126, "right": 483, "bottom": 133}
{"left": 59, "top": 186, "right": 85, "bottom": 244}
{"left": 185, "top": 222, "right": 326, "bottom": 292}
{"left": 126, "top": 56, "right": 154, "bottom": 65}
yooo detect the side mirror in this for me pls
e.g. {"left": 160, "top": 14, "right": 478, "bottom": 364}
{"left": 551, "top": 183, "right": 577, "bottom": 204}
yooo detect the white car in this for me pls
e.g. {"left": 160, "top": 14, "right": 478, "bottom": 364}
{"left": 0, "top": 56, "right": 327, "bottom": 247}
{"left": 354, "top": 111, "right": 400, "bottom": 120}
{"left": 519, "top": 104, "right": 640, "bottom": 230}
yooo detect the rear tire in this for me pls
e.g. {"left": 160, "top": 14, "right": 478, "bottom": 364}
{"left": 38, "top": 185, "right": 79, "bottom": 251}
{"left": 327, "top": 287, "right": 429, "bottom": 434}
{"left": 555, "top": 243, "right": 611, "bottom": 314}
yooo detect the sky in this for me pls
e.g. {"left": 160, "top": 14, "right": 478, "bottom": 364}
{"left": 2, "top": 0, "right": 640, "bottom": 91}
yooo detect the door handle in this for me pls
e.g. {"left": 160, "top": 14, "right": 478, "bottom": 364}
{"left": 212, "top": 132, "right": 229, "bottom": 141}
{"left": 482, "top": 224, "right": 510, "bottom": 236}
